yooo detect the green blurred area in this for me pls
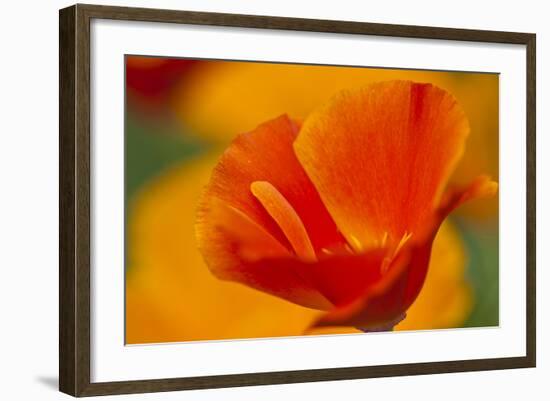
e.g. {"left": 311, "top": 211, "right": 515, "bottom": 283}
{"left": 458, "top": 219, "right": 500, "bottom": 327}
{"left": 125, "top": 113, "right": 205, "bottom": 203}
{"left": 125, "top": 114, "right": 206, "bottom": 275}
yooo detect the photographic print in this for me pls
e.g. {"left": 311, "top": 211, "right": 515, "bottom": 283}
{"left": 124, "top": 56, "right": 499, "bottom": 345}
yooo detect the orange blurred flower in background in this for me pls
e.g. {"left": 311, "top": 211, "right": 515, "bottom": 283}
{"left": 196, "top": 81, "right": 497, "bottom": 331}
{"left": 126, "top": 56, "right": 197, "bottom": 116}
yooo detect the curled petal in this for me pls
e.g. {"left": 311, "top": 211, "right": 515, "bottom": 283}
{"left": 439, "top": 175, "right": 498, "bottom": 218}
{"left": 250, "top": 181, "right": 316, "bottom": 262}
{"left": 197, "top": 197, "right": 331, "bottom": 309}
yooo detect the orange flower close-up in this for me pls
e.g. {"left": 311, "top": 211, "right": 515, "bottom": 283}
{"left": 195, "top": 80, "right": 497, "bottom": 332}
{"left": 124, "top": 57, "right": 500, "bottom": 344}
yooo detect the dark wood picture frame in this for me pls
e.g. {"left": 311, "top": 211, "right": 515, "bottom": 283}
{"left": 59, "top": 3, "right": 536, "bottom": 397}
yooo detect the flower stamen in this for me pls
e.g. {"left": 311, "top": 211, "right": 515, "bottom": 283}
{"left": 393, "top": 231, "right": 413, "bottom": 258}
{"left": 380, "top": 231, "right": 389, "bottom": 248}
{"left": 348, "top": 234, "right": 364, "bottom": 253}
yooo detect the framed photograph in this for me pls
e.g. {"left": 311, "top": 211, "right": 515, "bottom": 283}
{"left": 59, "top": 4, "right": 536, "bottom": 397}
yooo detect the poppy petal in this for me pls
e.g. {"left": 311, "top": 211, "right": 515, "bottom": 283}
{"left": 197, "top": 114, "right": 345, "bottom": 254}
{"left": 294, "top": 80, "right": 470, "bottom": 249}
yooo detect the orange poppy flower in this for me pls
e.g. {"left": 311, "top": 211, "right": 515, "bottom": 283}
{"left": 125, "top": 156, "right": 471, "bottom": 343}
{"left": 195, "top": 80, "right": 497, "bottom": 331}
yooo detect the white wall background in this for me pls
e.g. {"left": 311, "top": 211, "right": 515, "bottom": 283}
{"left": 0, "top": 0, "right": 546, "bottom": 400}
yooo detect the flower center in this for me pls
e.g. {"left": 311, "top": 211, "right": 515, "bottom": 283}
{"left": 250, "top": 181, "right": 317, "bottom": 262}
